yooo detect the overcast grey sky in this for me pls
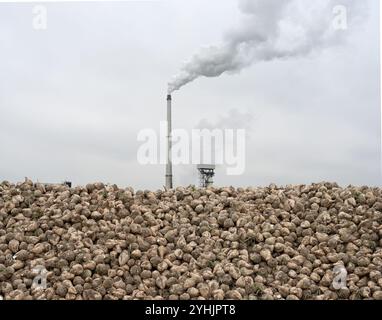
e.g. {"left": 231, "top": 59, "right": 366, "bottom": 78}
{"left": 0, "top": 0, "right": 380, "bottom": 189}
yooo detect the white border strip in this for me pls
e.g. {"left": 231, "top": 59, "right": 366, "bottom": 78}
{"left": 380, "top": 0, "right": 382, "bottom": 183}
{"left": 0, "top": 0, "right": 159, "bottom": 2}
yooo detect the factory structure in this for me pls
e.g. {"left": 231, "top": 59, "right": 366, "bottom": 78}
{"left": 165, "top": 94, "right": 173, "bottom": 189}
{"left": 197, "top": 164, "right": 216, "bottom": 188}
{"left": 165, "top": 95, "right": 216, "bottom": 189}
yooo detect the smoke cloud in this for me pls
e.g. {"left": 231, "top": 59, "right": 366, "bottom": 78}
{"left": 168, "top": 0, "right": 366, "bottom": 94}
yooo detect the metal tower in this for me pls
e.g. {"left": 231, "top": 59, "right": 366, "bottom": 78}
{"left": 197, "top": 164, "right": 215, "bottom": 188}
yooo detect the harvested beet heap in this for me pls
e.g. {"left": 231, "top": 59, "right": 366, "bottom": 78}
{"left": 0, "top": 179, "right": 381, "bottom": 300}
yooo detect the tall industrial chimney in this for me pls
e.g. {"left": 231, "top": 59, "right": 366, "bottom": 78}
{"left": 165, "top": 94, "right": 173, "bottom": 189}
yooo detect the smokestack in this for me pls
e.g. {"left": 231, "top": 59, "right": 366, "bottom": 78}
{"left": 165, "top": 94, "right": 173, "bottom": 189}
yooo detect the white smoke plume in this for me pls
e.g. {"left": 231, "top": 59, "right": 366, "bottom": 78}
{"left": 168, "top": 0, "right": 366, "bottom": 94}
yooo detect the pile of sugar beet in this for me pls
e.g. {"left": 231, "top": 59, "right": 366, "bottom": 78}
{"left": 0, "top": 179, "right": 381, "bottom": 300}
